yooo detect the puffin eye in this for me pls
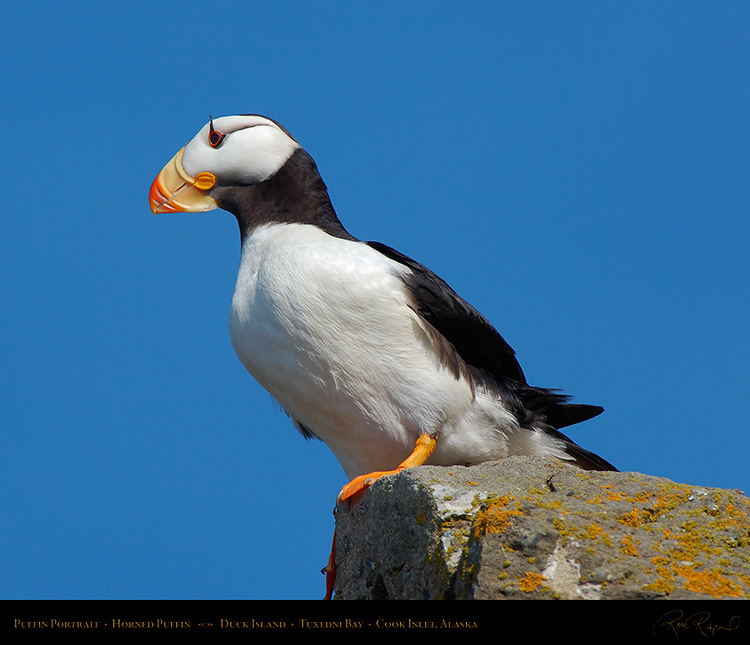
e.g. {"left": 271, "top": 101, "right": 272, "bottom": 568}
{"left": 208, "top": 129, "right": 226, "bottom": 148}
{"left": 208, "top": 115, "right": 227, "bottom": 148}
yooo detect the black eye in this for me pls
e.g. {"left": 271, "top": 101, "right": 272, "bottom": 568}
{"left": 209, "top": 130, "right": 226, "bottom": 147}
{"left": 208, "top": 115, "right": 226, "bottom": 148}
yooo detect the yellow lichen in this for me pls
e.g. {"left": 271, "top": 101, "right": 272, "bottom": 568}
{"left": 643, "top": 578, "right": 675, "bottom": 595}
{"left": 663, "top": 525, "right": 725, "bottom": 559}
{"left": 644, "top": 492, "right": 750, "bottom": 599}
{"left": 585, "top": 523, "right": 605, "bottom": 539}
{"left": 584, "top": 523, "right": 613, "bottom": 547}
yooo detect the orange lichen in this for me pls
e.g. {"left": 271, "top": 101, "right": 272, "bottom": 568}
{"left": 569, "top": 522, "right": 613, "bottom": 548}
{"left": 585, "top": 523, "right": 609, "bottom": 544}
{"left": 619, "top": 509, "right": 642, "bottom": 528}
{"left": 663, "top": 526, "right": 725, "bottom": 558}
{"left": 713, "top": 501, "right": 750, "bottom": 541}
{"left": 473, "top": 496, "right": 523, "bottom": 538}
{"left": 518, "top": 571, "right": 546, "bottom": 593}
{"left": 673, "top": 564, "right": 746, "bottom": 598}
{"left": 614, "top": 484, "right": 697, "bottom": 531}
{"left": 620, "top": 535, "right": 639, "bottom": 557}
{"left": 644, "top": 491, "right": 750, "bottom": 598}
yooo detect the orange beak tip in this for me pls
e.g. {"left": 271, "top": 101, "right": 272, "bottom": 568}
{"left": 148, "top": 148, "right": 218, "bottom": 214}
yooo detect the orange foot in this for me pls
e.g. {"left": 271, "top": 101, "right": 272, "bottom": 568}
{"left": 323, "top": 433, "right": 437, "bottom": 599}
{"left": 322, "top": 434, "right": 437, "bottom": 599}
{"left": 337, "top": 434, "right": 438, "bottom": 503}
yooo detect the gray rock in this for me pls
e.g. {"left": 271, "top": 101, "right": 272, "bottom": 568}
{"left": 331, "top": 456, "right": 750, "bottom": 600}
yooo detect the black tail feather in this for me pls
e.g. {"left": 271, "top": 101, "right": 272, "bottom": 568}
{"left": 545, "top": 403, "right": 604, "bottom": 429}
{"left": 513, "top": 386, "right": 615, "bottom": 471}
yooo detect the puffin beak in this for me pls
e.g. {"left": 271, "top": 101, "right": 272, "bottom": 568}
{"left": 149, "top": 148, "right": 218, "bottom": 214}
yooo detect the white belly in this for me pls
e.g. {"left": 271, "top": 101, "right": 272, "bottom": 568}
{"left": 228, "top": 223, "right": 479, "bottom": 478}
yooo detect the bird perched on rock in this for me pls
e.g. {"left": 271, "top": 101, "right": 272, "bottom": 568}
{"left": 150, "top": 114, "right": 616, "bottom": 597}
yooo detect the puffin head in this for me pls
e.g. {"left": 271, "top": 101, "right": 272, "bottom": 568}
{"left": 149, "top": 115, "right": 300, "bottom": 214}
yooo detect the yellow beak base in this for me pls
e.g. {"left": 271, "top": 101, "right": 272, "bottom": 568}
{"left": 149, "top": 148, "right": 218, "bottom": 214}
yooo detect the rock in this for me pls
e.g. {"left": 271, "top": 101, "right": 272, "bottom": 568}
{"left": 331, "top": 456, "right": 750, "bottom": 600}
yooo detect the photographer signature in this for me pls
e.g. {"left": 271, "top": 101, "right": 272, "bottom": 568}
{"left": 654, "top": 610, "right": 741, "bottom": 638}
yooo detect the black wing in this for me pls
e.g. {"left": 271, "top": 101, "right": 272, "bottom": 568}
{"left": 367, "top": 241, "right": 605, "bottom": 433}
{"left": 367, "top": 241, "right": 526, "bottom": 384}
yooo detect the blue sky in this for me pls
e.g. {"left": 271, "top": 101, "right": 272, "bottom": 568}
{"left": 1, "top": 2, "right": 748, "bottom": 600}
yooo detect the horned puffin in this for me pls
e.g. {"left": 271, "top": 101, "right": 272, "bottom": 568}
{"left": 150, "top": 114, "right": 616, "bottom": 595}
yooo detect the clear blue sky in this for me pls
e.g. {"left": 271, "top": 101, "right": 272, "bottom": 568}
{"left": 1, "top": 2, "right": 748, "bottom": 600}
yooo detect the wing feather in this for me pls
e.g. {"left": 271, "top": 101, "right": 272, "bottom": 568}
{"left": 366, "top": 241, "right": 605, "bottom": 433}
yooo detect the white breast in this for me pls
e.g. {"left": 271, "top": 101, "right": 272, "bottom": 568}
{"left": 228, "top": 223, "right": 477, "bottom": 478}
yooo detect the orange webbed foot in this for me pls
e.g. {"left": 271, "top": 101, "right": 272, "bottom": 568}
{"left": 337, "top": 469, "right": 400, "bottom": 503}
{"left": 324, "top": 434, "right": 437, "bottom": 599}
{"left": 336, "top": 434, "right": 437, "bottom": 503}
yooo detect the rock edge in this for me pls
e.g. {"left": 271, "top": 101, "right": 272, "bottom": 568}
{"left": 331, "top": 456, "right": 750, "bottom": 600}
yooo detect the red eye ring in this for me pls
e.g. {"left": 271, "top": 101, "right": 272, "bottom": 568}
{"left": 208, "top": 115, "right": 226, "bottom": 148}
{"left": 209, "top": 129, "right": 226, "bottom": 148}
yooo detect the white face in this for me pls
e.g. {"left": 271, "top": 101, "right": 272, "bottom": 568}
{"left": 181, "top": 115, "right": 300, "bottom": 186}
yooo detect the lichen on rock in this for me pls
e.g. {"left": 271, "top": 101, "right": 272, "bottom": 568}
{"left": 331, "top": 456, "right": 750, "bottom": 600}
